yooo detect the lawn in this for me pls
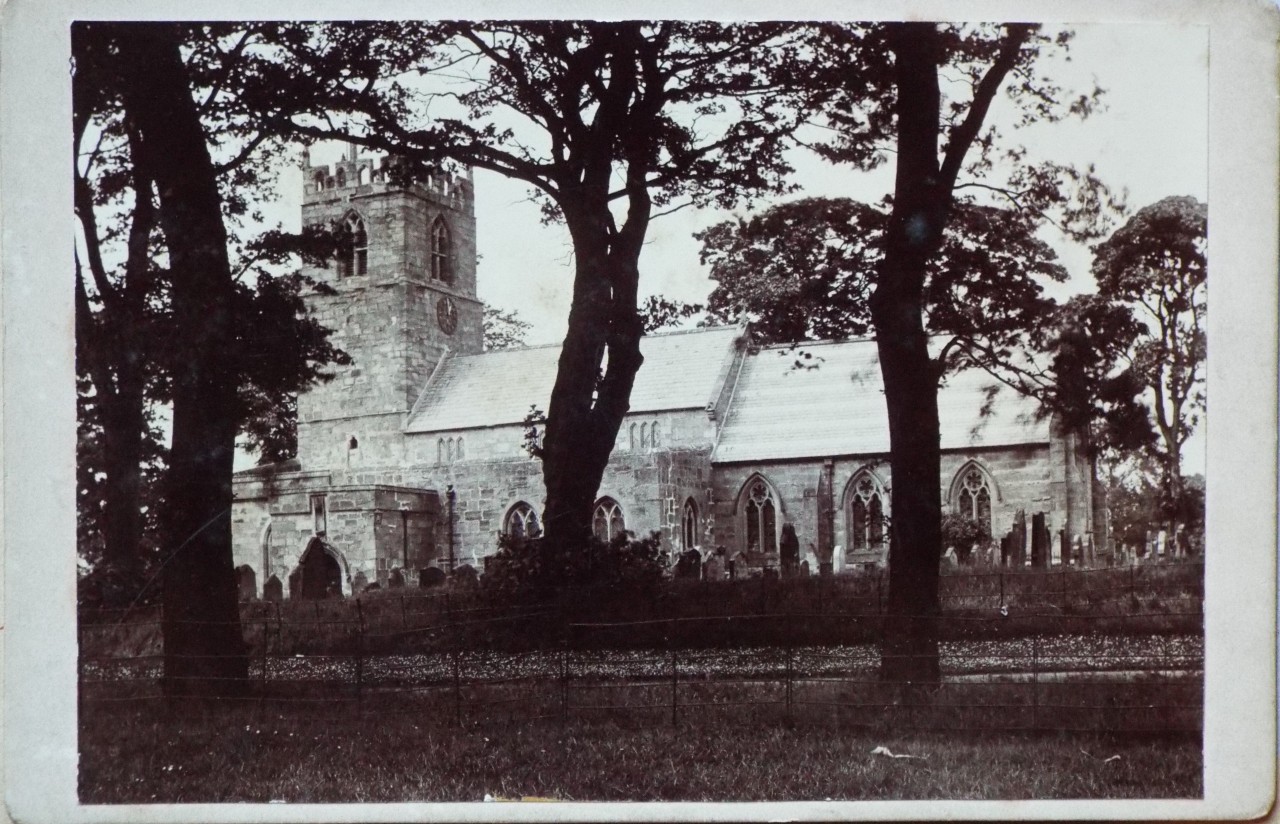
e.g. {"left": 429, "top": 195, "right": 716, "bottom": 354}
{"left": 79, "top": 699, "right": 1201, "bottom": 803}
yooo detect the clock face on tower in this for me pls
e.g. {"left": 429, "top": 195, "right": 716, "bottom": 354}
{"left": 436, "top": 295, "right": 458, "bottom": 335}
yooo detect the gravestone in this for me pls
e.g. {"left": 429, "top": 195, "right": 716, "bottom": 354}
{"left": 388, "top": 567, "right": 406, "bottom": 589}
{"left": 676, "top": 549, "right": 702, "bottom": 580}
{"left": 287, "top": 568, "right": 301, "bottom": 599}
{"left": 702, "top": 553, "right": 724, "bottom": 582}
{"left": 798, "top": 559, "right": 810, "bottom": 577}
{"left": 420, "top": 566, "right": 447, "bottom": 588}
{"left": 235, "top": 564, "right": 257, "bottom": 601}
{"left": 352, "top": 570, "right": 368, "bottom": 592}
{"left": 1012, "top": 510, "right": 1028, "bottom": 566}
{"left": 263, "top": 574, "right": 283, "bottom": 603}
{"left": 450, "top": 563, "right": 479, "bottom": 588}
{"left": 832, "top": 544, "right": 846, "bottom": 575}
{"left": 1030, "top": 512, "right": 1048, "bottom": 568}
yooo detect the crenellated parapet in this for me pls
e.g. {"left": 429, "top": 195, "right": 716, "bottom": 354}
{"left": 302, "top": 147, "right": 473, "bottom": 208}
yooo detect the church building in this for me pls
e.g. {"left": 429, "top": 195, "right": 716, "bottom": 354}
{"left": 230, "top": 152, "right": 1109, "bottom": 598}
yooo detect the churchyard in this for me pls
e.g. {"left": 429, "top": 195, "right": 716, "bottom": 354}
{"left": 79, "top": 559, "right": 1204, "bottom": 802}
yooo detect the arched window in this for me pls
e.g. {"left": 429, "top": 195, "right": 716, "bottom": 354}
{"left": 456, "top": 437, "right": 465, "bottom": 461}
{"left": 313, "top": 171, "right": 325, "bottom": 192}
{"left": 430, "top": 217, "right": 453, "bottom": 283}
{"left": 640, "top": 423, "right": 649, "bottom": 449}
{"left": 592, "top": 497, "right": 626, "bottom": 542}
{"left": 437, "top": 438, "right": 445, "bottom": 465}
{"left": 650, "top": 420, "right": 660, "bottom": 448}
{"left": 336, "top": 167, "right": 346, "bottom": 187}
{"left": 741, "top": 477, "right": 779, "bottom": 554}
{"left": 681, "top": 498, "right": 699, "bottom": 551}
{"left": 358, "top": 166, "right": 371, "bottom": 185}
{"left": 338, "top": 212, "right": 368, "bottom": 278}
{"left": 845, "top": 471, "right": 887, "bottom": 552}
{"left": 446, "top": 437, "right": 455, "bottom": 463}
{"left": 504, "top": 502, "right": 540, "bottom": 539}
{"left": 953, "top": 464, "right": 994, "bottom": 538}
{"left": 629, "top": 423, "right": 637, "bottom": 451}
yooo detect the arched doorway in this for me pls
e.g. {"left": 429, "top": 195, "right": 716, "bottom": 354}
{"left": 297, "top": 538, "right": 343, "bottom": 599}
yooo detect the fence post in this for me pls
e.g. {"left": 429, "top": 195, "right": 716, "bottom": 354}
{"left": 259, "top": 608, "right": 269, "bottom": 707}
{"left": 354, "top": 598, "right": 365, "bottom": 706}
{"left": 400, "top": 595, "right": 408, "bottom": 629}
{"left": 1031, "top": 634, "right": 1039, "bottom": 731}
{"left": 1061, "top": 568, "right": 1068, "bottom": 612}
{"left": 560, "top": 625, "right": 569, "bottom": 726}
{"left": 669, "top": 619, "right": 678, "bottom": 728}
{"left": 452, "top": 646, "right": 462, "bottom": 727}
{"left": 785, "top": 615, "right": 794, "bottom": 725}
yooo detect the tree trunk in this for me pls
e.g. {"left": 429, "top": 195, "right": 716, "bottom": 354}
{"left": 115, "top": 23, "right": 248, "bottom": 696}
{"left": 539, "top": 228, "right": 646, "bottom": 546}
{"left": 98, "top": 377, "right": 147, "bottom": 580}
{"left": 874, "top": 23, "right": 949, "bottom": 686}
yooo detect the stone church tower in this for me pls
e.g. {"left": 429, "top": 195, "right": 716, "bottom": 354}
{"left": 296, "top": 147, "right": 483, "bottom": 471}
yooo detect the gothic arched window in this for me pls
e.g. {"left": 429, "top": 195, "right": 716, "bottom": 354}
{"left": 639, "top": 423, "right": 649, "bottom": 450}
{"left": 430, "top": 217, "right": 453, "bottom": 283}
{"left": 592, "top": 497, "right": 626, "bottom": 542}
{"left": 681, "top": 498, "right": 699, "bottom": 551}
{"left": 456, "top": 436, "right": 465, "bottom": 461}
{"left": 846, "top": 472, "right": 887, "bottom": 552}
{"left": 629, "top": 423, "right": 637, "bottom": 451}
{"left": 741, "top": 478, "right": 779, "bottom": 554}
{"left": 954, "top": 464, "right": 994, "bottom": 538}
{"left": 504, "top": 502, "right": 540, "bottom": 539}
{"left": 650, "top": 419, "right": 660, "bottom": 448}
{"left": 338, "top": 212, "right": 368, "bottom": 278}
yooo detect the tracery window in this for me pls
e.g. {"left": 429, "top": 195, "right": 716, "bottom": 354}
{"left": 337, "top": 212, "right": 368, "bottom": 278}
{"left": 430, "top": 217, "right": 453, "bottom": 283}
{"left": 504, "top": 502, "right": 540, "bottom": 539}
{"left": 846, "top": 472, "right": 886, "bottom": 551}
{"left": 954, "top": 466, "right": 993, "bottom": 537}
{"left": 592, "top": 497, "right": 626, "bottom": 542}
{"left": 742, "top": 478, "right": 778, "bottom": 554}
{"left": 681, "top": 498, "right": 699, "bottom": 551}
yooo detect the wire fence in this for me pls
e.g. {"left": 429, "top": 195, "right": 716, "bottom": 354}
{"left": 79, "top": 565, "right": 1204, "bottom": 736}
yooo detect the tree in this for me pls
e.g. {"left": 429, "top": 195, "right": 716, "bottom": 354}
{"left": 698, "top": 196, "right": 1065, "bottom": 356}
{"left": 73, "top": 24, "right": 349, "bottom": 593}
{"left": 241, "top": 21, "right": 813, "bottom": 548}
{"left": 805, "top": 23, "right": 1120, "bottom": 684}
{"left": 483, "top": 305, "right": 532, "bottom": 351}
{"left": 1091, "top": 196, "right": 1207, "bottom": 528}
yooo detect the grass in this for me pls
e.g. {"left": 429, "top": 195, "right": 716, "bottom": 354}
{"left": 79, "top": 697, "right": 1201, "bottom": 803}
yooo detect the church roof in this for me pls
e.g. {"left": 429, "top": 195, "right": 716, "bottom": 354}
{"left": 405, "top": 325, "right": 744, "bottom": 433}
{"left": 711, "top": 338, "right": 1051, "bottom": 464}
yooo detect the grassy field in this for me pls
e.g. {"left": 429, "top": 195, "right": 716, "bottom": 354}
{"left": 79, "top": 699, "right": 1201, "bottom": 803}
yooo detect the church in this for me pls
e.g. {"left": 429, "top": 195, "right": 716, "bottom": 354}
{"left": 230, "top": 152, "right": 1109, "bottom": 598}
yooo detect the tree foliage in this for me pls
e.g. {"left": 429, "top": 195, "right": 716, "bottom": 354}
{"left": 73, "top": 23, "right": 350, "bottom": 584}
{"left": 237, "top": 21, "right": 817, "bottom": 546}
{"left": 482, "top": 305, "right": 532, "bottom": 351}
{"left": 1092, "top": 196, "right": 1207, "bottom": 522}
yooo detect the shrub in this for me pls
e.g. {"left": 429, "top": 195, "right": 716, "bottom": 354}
{"left": 482, "top": 530, "right": 665, "bottom": 601}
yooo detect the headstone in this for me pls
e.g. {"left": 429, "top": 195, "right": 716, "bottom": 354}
{"left": 832, "top": 544, "right": 846, "bottom": 575}
{"left": 449, "top": 563, "right": 479, "bottom": 588}
{"left": 703, "top": 553, "right": 724, "bottom": 582}
{"left": 676, "top": 549, "right": 702, "bottom": 579}
{"left": 263, "top": 574, "right": 283, "bottom": 603}
{"left": 730, "top": 551, "right": 749, "bottom": 580}
{"left": 942, "top": 547, "right": 957, "bottom": 568}
{"left": 287, "top": 567, "right": 301, "bottom": 599}
{"left": 1030, "top": 512, "right": 1048, "bottom": 568}
{"left": 798, "top": 559, "right": 810, "bottom": 577}
{"left": 1054, "top": 529, "right": 1066, "bottom": 566}
{"left": 420, "top": 566, "right": 447, "bottom": 588}
{"left": 1072, "top": 534, "right": 1084, "bottom": 566}
{"left": 352, "top": 570, "right": 368, "bottom": 592}
{"left": 780, "top": 524, "right": 800, "bottom": 578}
{"left": 235, "top": 564, "right": 257, "bottom": 601}
{"left": 388, "top": 567, "right": 406, "bottom": 589}
{"left": 1012, "top": 510, "right": 1028, "bottom": 566}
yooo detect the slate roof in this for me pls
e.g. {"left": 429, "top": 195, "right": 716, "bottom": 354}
{"left": 710, "top": 338, "right": 1050, "bottom": 464}
{"left": 405, "top": 325, "right": 743, "bottom": 433}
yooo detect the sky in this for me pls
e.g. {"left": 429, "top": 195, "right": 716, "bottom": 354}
{"left": 280, "top": 22, "right": 1209, "bottom": 473}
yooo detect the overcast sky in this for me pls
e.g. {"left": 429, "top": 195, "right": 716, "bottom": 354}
{"left": 289, "top": 22, "right": 1209, "bottom": 473}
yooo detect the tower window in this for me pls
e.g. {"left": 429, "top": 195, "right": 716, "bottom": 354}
{"left": 681, "top": 498, "right": 699, "bottom": 551}
{"left": 430, "top": 217, "right": 453, "bottom": 284}
{"left": 338, "top": 212, "right": 368, "bottom": 278}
